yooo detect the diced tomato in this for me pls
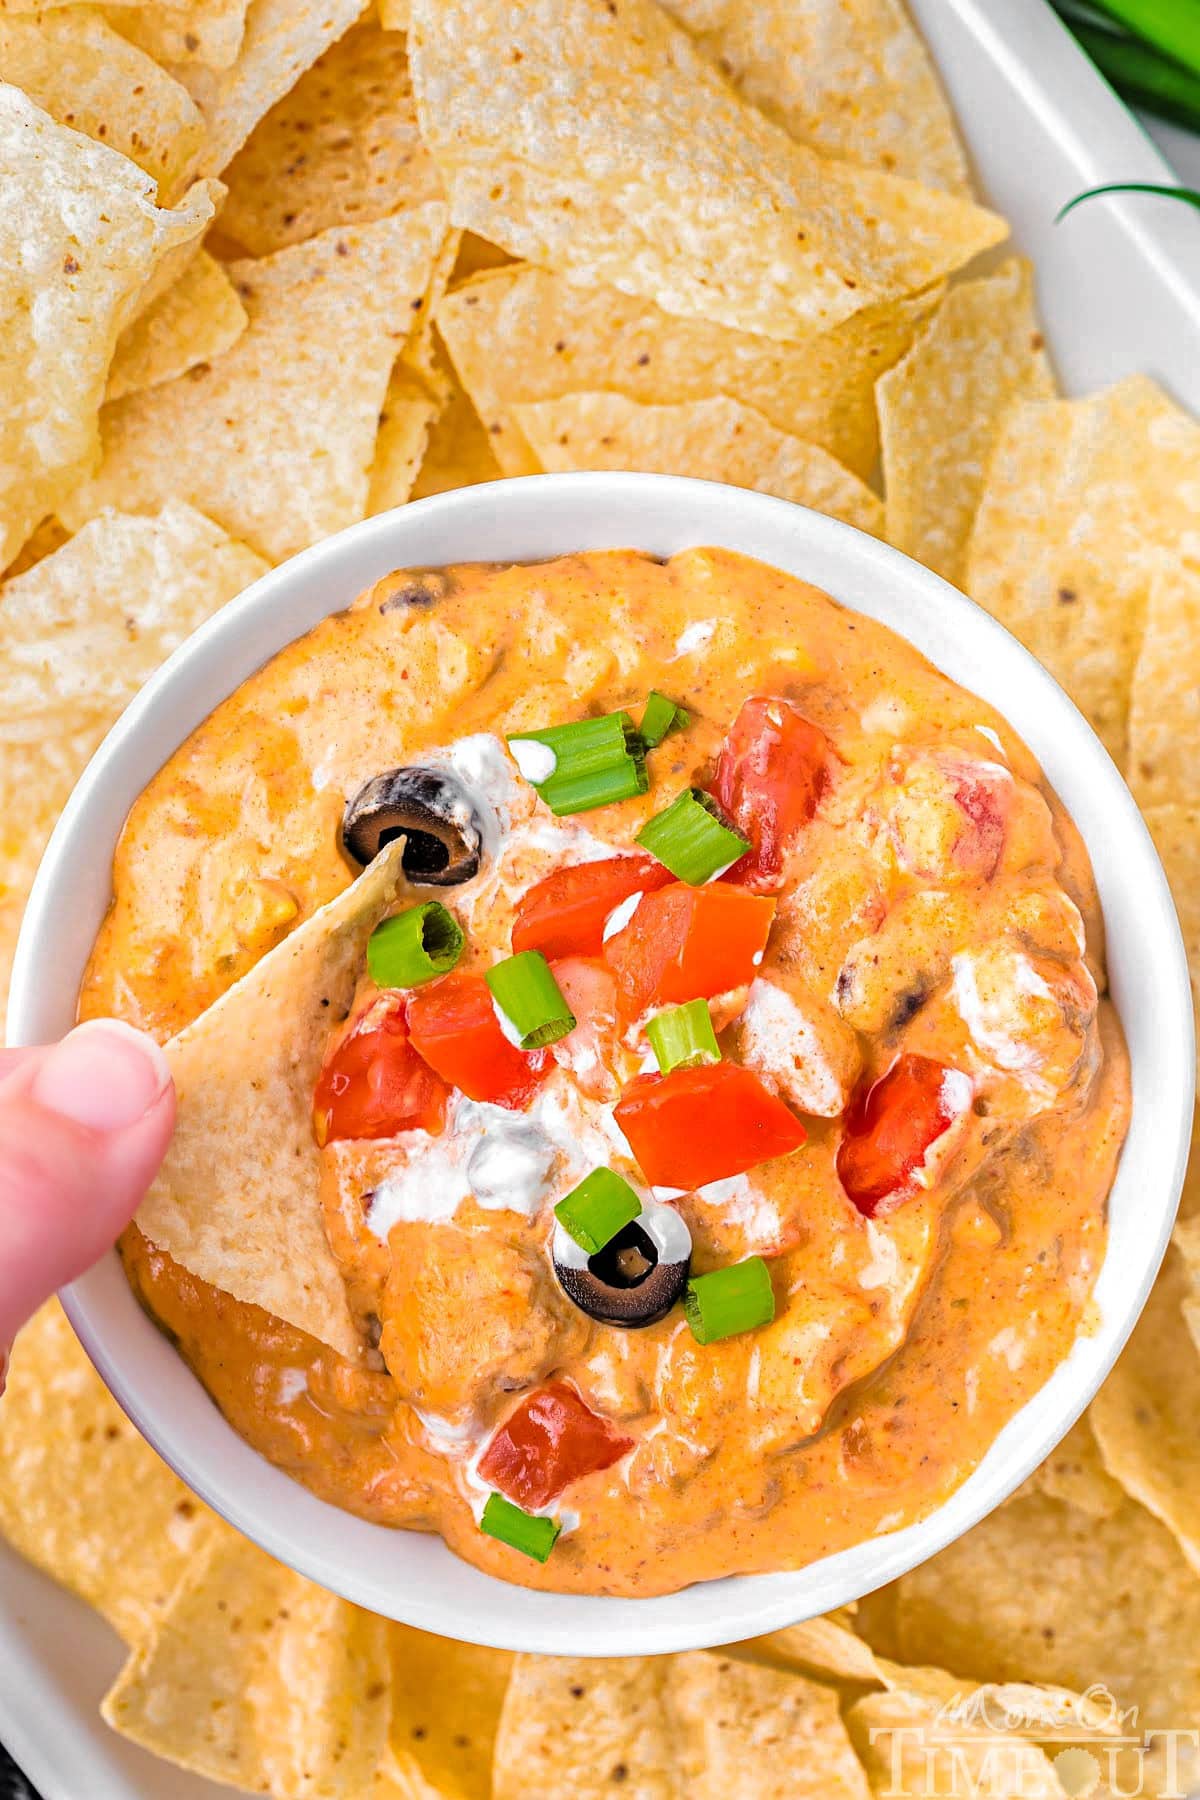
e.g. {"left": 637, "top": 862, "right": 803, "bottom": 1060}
{"left": 406, "top": 970, "right": 550, "bottom": 1110}
{"left": 603, "top": 882, "right": 775, "bottom": 1021}
{"left": 951, "top": 771, "right": 1006, "bottom": 880}
{"left": 836, "top": 1053, "right": 970, "bottom": 1217}
{"left": 313, "top": 993, "right": 449, "bottom": 1146}
{"left": 614, "top": 1061, "right": 806, "bottom": 1189}
{"left": 478, "top": 1382, "right": 634, "bottom": 1509}
{"left": 712, "top": 696, "right": 830, "bottom": 890}
{"left": 512, "top": 854, "right": 674, "bottom": 960}
{"left": 548, "top": 956, "right": 619, "bottom": 1093}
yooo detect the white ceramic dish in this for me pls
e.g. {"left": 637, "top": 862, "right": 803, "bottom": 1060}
{"left": 9, "top": 469, "right": 1195, "bottom": 1657}
{"left": 5, "top": 1, "right": 1200, "bottom": 1791}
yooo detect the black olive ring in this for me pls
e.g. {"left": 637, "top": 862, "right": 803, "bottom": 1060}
{"left": 342, "top": 766, "right": 486, "bottom": 886}
{"left": 552, "top": 1199, "right": 692, "bottom": 1328}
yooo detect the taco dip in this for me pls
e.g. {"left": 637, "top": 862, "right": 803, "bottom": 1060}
{"left": 80, "top": 544, "right": 1130, "bottom": 1595}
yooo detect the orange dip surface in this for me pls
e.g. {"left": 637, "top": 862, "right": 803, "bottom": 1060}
{"left": 81, "top": 548, "right": 1130, "bottom": 1595}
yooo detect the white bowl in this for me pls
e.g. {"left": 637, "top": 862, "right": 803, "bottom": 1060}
{"left": 9, "top": 473, "right": 1194, "bottom": 1655}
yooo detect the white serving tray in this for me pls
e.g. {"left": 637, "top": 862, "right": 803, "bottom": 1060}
{"left": 4, "top": 3, "right": 1200, "bottom": 1794}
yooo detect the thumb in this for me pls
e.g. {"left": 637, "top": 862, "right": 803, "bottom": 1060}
{"left": 0, "top": 1020, "right": 175, "bottom": 1347}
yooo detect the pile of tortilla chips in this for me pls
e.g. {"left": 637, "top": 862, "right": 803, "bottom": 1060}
{"left": 3, "top": 0, "right": 1200, "bottom": 1793}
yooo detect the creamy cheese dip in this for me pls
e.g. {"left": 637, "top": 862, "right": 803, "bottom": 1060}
{"left": 82, "top": 548, "right": 1130, "bottom": 1597}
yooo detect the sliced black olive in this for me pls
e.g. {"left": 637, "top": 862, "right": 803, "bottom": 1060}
{"left": 342, "top": 767, "right": 485, "bottom": 884}
{"left": 552, "top": 1199, "right": 691, "bottom": 1328}
{"left": 375, "top": 568, "right": 456, "bottom": 614}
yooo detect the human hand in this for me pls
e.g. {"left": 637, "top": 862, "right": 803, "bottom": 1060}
{"left": 0, "top": 1021, "right": 175, "bottom": 1359}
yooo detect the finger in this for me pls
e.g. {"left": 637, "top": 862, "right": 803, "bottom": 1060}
{"left": 0, "top": 1021, "right": 175, "bottom": 1345}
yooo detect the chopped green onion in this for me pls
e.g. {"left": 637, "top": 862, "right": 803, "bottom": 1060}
{"left": 479, "top": 1492, "right": 560, "bottom": 1562}
{"left": 554, "top": 1167, "right": 642, "bottom": 1254}
{"left": 647, "top": 999, "right": 720, "bottom": 1074}
{"left": 366, "top": 901, "right": 464, "bottom": 989}
{"left": 486, "top": 950, "right": 576, "bottom": 1049}
{"left": 685, "top": 1257, "right": 776, "bottom": 1345}
{"left": 508, "top": 712, "right": 648, "bottom": 816}
{"left": 636, "top": 788, "right": 749, "bottom": 885}
{"left": 640, "top": 690, "right": 690, "bottom": 749}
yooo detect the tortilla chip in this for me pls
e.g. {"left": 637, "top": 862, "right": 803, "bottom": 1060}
{"left": 61, "top": 204, "right": 450, "bottom": 563}
{"left": 516, "top": 392, "right": 884, "bottom": 535}
{"left": 102, "top": 1527, "right": 391, "bottom": 1797}
{"left": 872, "top": 1490, "right": 1200, "bottom": 1726}
{"left": 1089, "top": 1245, "right": 1200, "bottom": 1577}
{"left": 438, "top": 265, "right": 941, "bottom": 483}
{"left": 659, "top": 0, "right": 971, "bottom": 196}
{"left": 1126, "top": 555, "right": 1200, "bottom": 809}
{"left": 106, "top": 250, "right": 248, "bottom": 402}
{"left": 138, "top": 843, "right": 408, "bottom": 1355}
{"left": 179, "top": 0, "right": 364, "bottom": 177}
{"left": 879, "top": 259, "right": 1054, "bottom": 585}
{"left": 846, "top": 1681, "right": 1070, "bottom": 1799}
{"left": 965, "top": 377, "right": 1200, "bottom": 764}
{"left": 453, "top": 229, "right": 513, "bottom": 280}
{"left": 735, "top": 1612, "right": 889, "bottom": 1685}
{"left": 410, "top": 350, "right": 502, "bottom": 499}
{"left": 0, "top": 501, "right": 266, "bottom": 746}
{"left": 0, "top": 8, "right": 205, "bottom": 199}
{"left": 1, "top": 513, "right": 68, "bottom": 580}
{"left": 0, "top": 1301, "right": 216, "bottom": 1646}
{"left": 1142, "top": 806, "right": 1200, "bottom": 1089}
{"left": 410, "top": 0, "right": 1005, "bottom": 341}
{"left": 0, "top": 504, "right": 267, "bottom": 983}
{"left": 368, "top": 366, "right": 444, "bottom": 515}
{"left": 106, "top": 0, "right": 250, "bottom": 70}
{"left": 494, "top": 1651, "right": 871, "bottom": 1800}
{"left": 1026, "top": 1415, "right": 1125, "bottom": 1520}
{"left": 387, "top": 1624, "right": 511, "bottom": 1797}
{"left": 123, "top": 174, "right": 226, "bottom": 324}
{"left": 1176, "top": 1216, "right": 1200, "bottom": 1357}
{"left": 220, "top": 20, "right": 442, "bottom": 257}
{"left": 0, "top": 86, "right": 216, "bottom": 567}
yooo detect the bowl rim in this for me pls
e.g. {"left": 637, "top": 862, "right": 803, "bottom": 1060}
{"left": 10, "top": 472, "right": 1194, "bottom": 1654}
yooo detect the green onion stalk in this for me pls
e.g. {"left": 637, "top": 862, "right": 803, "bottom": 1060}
{"left": 1052, "top": 0, "right": 1200, "bottom": 133}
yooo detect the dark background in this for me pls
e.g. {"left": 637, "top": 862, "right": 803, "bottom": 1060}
{"left": 0, "top": 1745, "right": 38, "bottom": 1800}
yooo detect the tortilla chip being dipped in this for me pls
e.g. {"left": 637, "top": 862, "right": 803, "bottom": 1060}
{"left": 410, "top": 0, "right": 1005, "bottom": 341}
{"left": 514, "top": 392, "right": 884, "bottom": 535}
{"left": 137, "top": 842, "right": 408, "bottom": 1358}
